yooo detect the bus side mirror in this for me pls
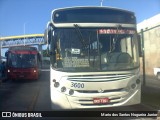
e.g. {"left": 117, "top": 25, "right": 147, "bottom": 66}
{"left": 137, "top": 34, "right": 142, "bottom": 57}
{"left": 44, "top": 29, "right": 50, "bottom": 56}
{"left": 44, "top": 21, "right": 54, "bottom": 56}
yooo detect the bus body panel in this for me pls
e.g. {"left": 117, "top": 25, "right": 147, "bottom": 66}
{"left": 50, "top": 69, "right": 141, "bottom": 110}
{"left": 50, "top": 87, "right": 141, "bottom": 109}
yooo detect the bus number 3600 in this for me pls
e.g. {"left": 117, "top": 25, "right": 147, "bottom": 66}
{"left": 71, "top": 82, "right": 84, "bottom": 88}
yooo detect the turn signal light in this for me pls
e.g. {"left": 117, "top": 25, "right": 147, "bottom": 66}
{"left": 53, "top": 79, "right": 56, "bottom": 82}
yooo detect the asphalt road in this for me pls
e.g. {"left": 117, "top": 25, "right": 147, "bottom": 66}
{"left": 0, "top": 69, "right": 159, "bottom": 120}
{"left": 0, "top": 70, "right": 50, "bottom": 111}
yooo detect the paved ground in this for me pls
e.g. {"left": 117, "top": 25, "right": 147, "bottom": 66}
{"left": 0, "top": 71, "right": 159, "bottom": 120}
{"left": 144, "top": 75, "right": 160, "bottom": 88}
{"left": 141, "top": 75, "right": 160, "bottom": 110}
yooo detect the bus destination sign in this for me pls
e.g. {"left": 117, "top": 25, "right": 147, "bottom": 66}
{"left": 98, "top": 29, "right": 135, "bottom": 34}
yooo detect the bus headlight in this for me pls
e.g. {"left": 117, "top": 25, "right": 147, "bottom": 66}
{"left": 61, "top": 87, "right": 66, "bottom": 92}
{"left": 8, "top": 69, "right": 10, "bottom": 73}
{"left": 54, "top": 82, "right": 60, "bottom": 88}
{"left": 136, "top": 79, "right": 140, "bottom": 84}
{"left": 126, "top": 78, "right": 140, "bottom": 91}
{"left": 33, "top": 70, "right": 36, "bottom": 73}
{"left": 131, "top": 83, "right": 136, "bottom": 89}
{"left": 69, "top": 89, "right": 74, "bottom": 95}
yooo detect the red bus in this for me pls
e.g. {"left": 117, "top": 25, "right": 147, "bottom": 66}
{"left": 5, "top": 46, "right": 42, "bottom": 80}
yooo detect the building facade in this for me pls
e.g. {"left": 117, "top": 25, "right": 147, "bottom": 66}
{"left": 137, "top": 14, "right": 160, "bottom": 76}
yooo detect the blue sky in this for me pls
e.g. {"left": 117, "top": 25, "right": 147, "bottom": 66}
{"left": 0, "top": 0, "right": 160, "bottom": 37}
{"left": 0, "top": 0, "right": 159, "bottom": 57}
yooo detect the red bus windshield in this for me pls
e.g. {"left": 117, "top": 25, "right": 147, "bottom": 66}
{"left": 8, "top": 52, "right": 37, "bottom": 68}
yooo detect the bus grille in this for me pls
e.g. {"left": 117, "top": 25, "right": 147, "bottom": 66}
{"left": 67, "top": 73, "right": 133, "bottom": 82}
{"left": 76, "top": 88, "right": 124, "bottom": 93}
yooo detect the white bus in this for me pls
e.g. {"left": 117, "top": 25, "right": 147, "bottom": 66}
{"left": 44, "top": 6, "right": 141, "bottom": 110}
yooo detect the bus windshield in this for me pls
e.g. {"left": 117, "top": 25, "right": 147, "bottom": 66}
{"left": 51, "top": 28, "right": 139, "bottom": 72}
{"left": 8, "top": 53, "right": 37, "bottom": 68}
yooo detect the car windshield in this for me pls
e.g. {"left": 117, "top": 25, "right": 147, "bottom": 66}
{"left": 50, "top": 28, "right": 139, "bottom": 72}
{"left": 8, "top": 53, "right": 37, "bottom": 68}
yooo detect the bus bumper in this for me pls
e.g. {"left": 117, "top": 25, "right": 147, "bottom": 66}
{"left": 50, "top": 87, "right": 141, "bottom": 110}
{"left": 7, "top": 69, "right": 38, "bottom": 80}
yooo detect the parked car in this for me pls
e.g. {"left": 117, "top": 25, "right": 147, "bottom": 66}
{"left": 154, "top": 67, "right": 160, "bottom": 80}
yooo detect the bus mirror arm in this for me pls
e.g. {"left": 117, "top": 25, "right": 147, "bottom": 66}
{"left": 44, "top": 22, "right": 54, "bottom": 45}
{"left": 5, "top": 52, "right": 8, "bottom": 57}
{"left": 45, "top": 22, "right": 55, "bottom": 56}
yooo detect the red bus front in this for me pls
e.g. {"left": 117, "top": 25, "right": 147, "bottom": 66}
{"left": 6, "top": 50, "right": 40, "bottom": 80}
{"left": 7, "top": 67, "right": 38, "bottom": 80}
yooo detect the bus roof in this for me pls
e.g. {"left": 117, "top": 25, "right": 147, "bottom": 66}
{"left": 51, "top": 6, "right": 136, "bottom": 25}
{"left": 8, "top": 46, "right": 37, "bottom": 51}
{"left": 51, "top": 6, "right": 135, "bottom": 16}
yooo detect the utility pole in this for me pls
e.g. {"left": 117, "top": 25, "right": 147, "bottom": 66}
{"left": 101, "top": 0, "right": 104, "bottom": 6}
{"left": 0, "top": 35, "right": 1, "bottom": 63}
{"left": 24, "top": 23, "right": 26, "bottom": 46}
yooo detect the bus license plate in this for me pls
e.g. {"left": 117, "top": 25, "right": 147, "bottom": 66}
{"left": 93, "top": 98, "right": 109, "bottom": 104}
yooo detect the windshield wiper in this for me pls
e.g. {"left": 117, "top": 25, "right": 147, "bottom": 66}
{"left": 74, "top": 24, "right": 87, "bottom": 48}
{"left": 111, "top": 25, "right": 122, "bottom": 52}
{"left": 74, "top": 24, "right": 93, "bottom": 68}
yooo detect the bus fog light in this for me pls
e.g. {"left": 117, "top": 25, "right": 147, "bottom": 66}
{"left": 33, "top": 70, "right": 36, "bottom": 72}
{"left": 54, "top": 82, "right": 60, "bottom": 88}
{"left": 136, "top": 79, "right": 140, "bottom": 84}
{"left": 69, "top": 89, "right": 74, "bottom": 95}
{"left": 61, "top": 87, "right": 66, "bottom": 92}
{"left": 131, "top": 84, "right": 136, "bottom": 89}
